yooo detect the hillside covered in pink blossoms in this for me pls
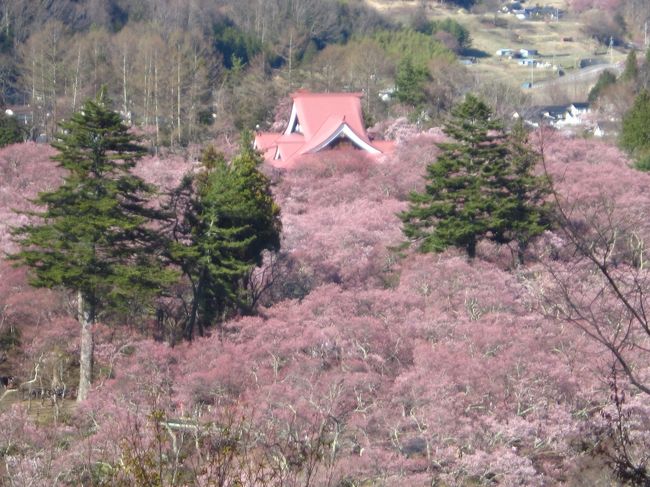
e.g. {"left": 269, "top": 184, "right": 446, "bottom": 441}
{"left": 0, "top": 131, "right": 649, "bottom": 485}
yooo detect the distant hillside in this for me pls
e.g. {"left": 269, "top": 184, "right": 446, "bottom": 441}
{"left": 2, "top": 0, "right": 647, "bottom": 149}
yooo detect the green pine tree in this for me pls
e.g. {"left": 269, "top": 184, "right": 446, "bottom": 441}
{"left": 620, "top": 89, "right": 650, "bottom": 170}
{"left": 169, "top": 133, "right": 281, "bottom": 340}
{"left": 400, "top": 95, "right": 549, "bottom": 260}
{"left": 11, "top": 88, "right": 175, "bottom": 401}
{"left": 622, "top": 50, "right": 639, "bottom": 83}
{"left": 588, "top": 70, "right": 617, "bottom": 103}
{"left": 491, "top": 120, "right": 550, "bottom": 262}
{"left": 0, "top": 112, "right": 24, "bottom": 147}
{"left": 395, "top": 56, "right": 429, "bottom": 107}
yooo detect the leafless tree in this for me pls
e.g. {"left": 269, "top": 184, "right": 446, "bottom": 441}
{"left": 542, "top": 197, "right": 650, "bottom": 395}
{"left": 18, "top": 20, "right": 69, "bottom": 137}
{"left": 537, "top": 142, "right": 650, "bottom": 482}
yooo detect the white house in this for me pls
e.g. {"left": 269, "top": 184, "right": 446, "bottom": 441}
{"left": 520, "top": 48, "right": 539, "bottom": 58}
{"left": 593, "top": 121, "right": 619, "bottom": 138}
{"left": 513, "top": 103, "right": 590, "bottom": 128}
{"left": 567, "top": 103, "right": 589, "bottom": 118}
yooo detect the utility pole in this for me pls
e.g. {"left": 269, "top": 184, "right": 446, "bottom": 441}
{"left": 645, "top": 20, "right": 648, "bottom": 48}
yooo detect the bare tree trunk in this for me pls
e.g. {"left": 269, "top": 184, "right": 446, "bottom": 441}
{"left": 288, "top": 31, "right": 293, "bottom": 91}
{"left": 50, "top": 40, "right": 57, "bottom": 137}
{"left": 39, "top": 51, "right": 45, "bottom": 131}
{"left": 177, "top": 51, "right": 181, "bottom": 145}
{"left": 170, "top": 83, "right": 176, "bottom": 144}
{"left": 30, "top": 53, "right": 36, "bottom": 139}
{"left": 144, "top": 55, "right": 150, "bottom": 126}
{"left": 72, "top": 46, "right": 81, "bottom": 111}
{"left": 93, "top": 41, "right": 98, "bottom": 94}
{"left": 154, "top": 59, "right": 160, "bottom": 152}
{"left": 77, "top": 290, "right": 93, "bottom": 402}
{"left": 2, "top": 4, "right": 8, "bottom": 37}
{"left": 188, "top": 63, "right": 195, "bottom": 141}
{"left": 122, "top": 51, "right": 128, "bottom": 118}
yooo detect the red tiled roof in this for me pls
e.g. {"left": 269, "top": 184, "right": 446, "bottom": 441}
{"left": 298, "top": 115, "right": 347, "bottom": 154}
{"left": 254, "top": 91, "right": 387, "bottom": 166}
{"left": 370, "top": 140, "right": 395, "bottom": 153}
{"left": 287, "top": 91, "right": 369, "bottom": 143}
{"left": 253, "top": 132, "right": 281, "bottom": 152}
{"left": 276, "top": 139, "right": 303, "bottom": 161}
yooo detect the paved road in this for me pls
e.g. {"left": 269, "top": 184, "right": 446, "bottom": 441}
{"left": 532, "top": 63, "right": 623, "bottom": 89}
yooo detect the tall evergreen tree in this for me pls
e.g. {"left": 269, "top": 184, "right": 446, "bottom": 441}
{"left": 0, "top": 112, "right": 24, "bottom": 147}
{"left": 622, "top": 50, "right": 639, "bottom": 83}
{"left": 168, "top": 133, "right": 281, "bottom": 340}
{"left": 11, "top": 88, "right": 174, "bottom": 401}
{"left": 491, "top": 120, "right": 550, "bottom": 261}
{"left": 395, "top": 56, "right": 429, "bottom": 107}
{"left": 400, "top": 95, "right": 548, "bottom": 260}
{"left": 588, "top": 70, "right": 617, "bottom": 104}
{"left": 620, "top": 89, "right": 650, "bottom": 170}
{"left": 642, "top": 48, "right": 650, "bottom": 89}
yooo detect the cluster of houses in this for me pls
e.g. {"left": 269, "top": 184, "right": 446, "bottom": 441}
{"left": 513, "top": 102, "right": 618, "bottom": 138}
{"left": 514, "top": 103, "right": 589, "bottom": 127}
{"left": 496, "top": 47, "right": 546, "bottom": 66}
{"left": 495, "top": 47, "right": 556, "bottom": 79}
{"left": 499, "top": 2, "right": 563, "bottom": 21}
{"left": 496, "top": 48, "right": 538, "bottom": 58}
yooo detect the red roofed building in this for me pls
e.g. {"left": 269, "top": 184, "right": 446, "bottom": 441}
{"left": 254, "top": 91, "right": 390, "bottom": 167}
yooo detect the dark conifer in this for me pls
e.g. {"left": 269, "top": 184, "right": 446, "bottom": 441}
{"left": 400, "top": 95, "right": 549, "bottom": 260}
{"left": 169, "top": 133, "right": 281, "bottom": 340}
{"left": 0, "top": 112, "right": 24, "bottom": 147}
{"left": 11, "top": 88, "right": 175, "bottom": 401}
{"left": 395, "top": 56, "right": 429, "bottom": 107}
{"left": 588, "top": 70, "right": 617, "bottom": 104}
{"left": 620, "top": 89, "right": 650, "bottom": 170}
{"left": 622, "top": 50, "right": 639, "bottom": 83}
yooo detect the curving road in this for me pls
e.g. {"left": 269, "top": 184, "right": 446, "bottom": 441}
{"left": 532, "top": 62, "right": 623, "bottom": 89}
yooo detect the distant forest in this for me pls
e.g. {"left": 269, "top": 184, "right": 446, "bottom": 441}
{"left": 0, "top": 0, "right": 497, "bottom": 148}
{"left": 6, "top": 0, "right": 647, "bottom": 150}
